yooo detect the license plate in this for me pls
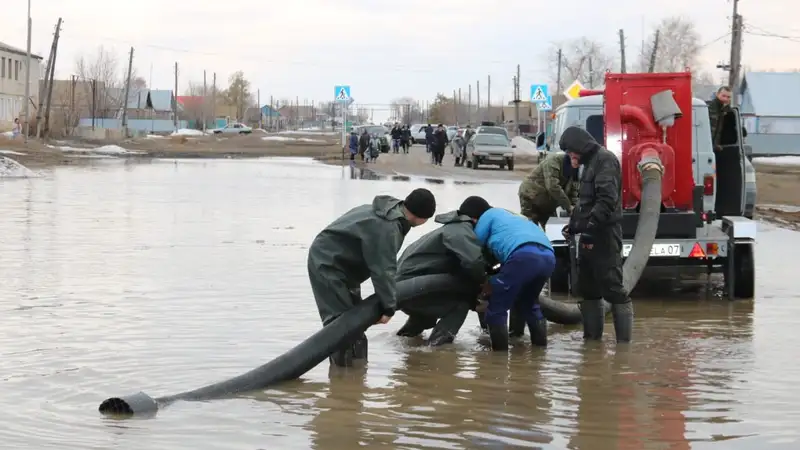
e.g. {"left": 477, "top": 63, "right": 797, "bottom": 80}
{"left": 621, "top": 243, "right": 681, "bottom": 257}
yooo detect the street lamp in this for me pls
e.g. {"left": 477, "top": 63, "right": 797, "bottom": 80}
{"left": 23, "top": 0, "right": 32, "bottom": 142}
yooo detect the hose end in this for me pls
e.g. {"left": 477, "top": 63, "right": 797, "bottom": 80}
{"left": 98, "top": 392, "right": 159, "bottom": 418}
{"left": 637, "top": 156, "right": 664, "bottom": 174}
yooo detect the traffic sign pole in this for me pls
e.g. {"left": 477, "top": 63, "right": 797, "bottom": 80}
{"left": 334, "top": 85, "right": 352, "bottom": 159}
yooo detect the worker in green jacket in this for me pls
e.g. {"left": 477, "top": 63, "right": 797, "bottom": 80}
{"left": 518, "top": 151, "right": 580, "bottom": 228}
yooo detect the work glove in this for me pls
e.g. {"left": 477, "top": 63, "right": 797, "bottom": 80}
{"left": 561, "top": 224, "right": 572, "bottom": 240}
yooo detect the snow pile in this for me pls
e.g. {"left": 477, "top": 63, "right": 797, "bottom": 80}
{"left": 278, "top": 130, "right": 338, "bottom": 136}
{"left": 171, "top": 128, "right": 206, "bottom": 136}
{"left": 753, "top": 156, "right": 800, "bottom": 166}
{"left": 510, "top": 136, "right": 539, "bottom": 156}
{"left": 146, "top": 134, "right": 167, "bottom": 139}
{"left": 59, "top": 145, "right": 143, "bottom": 155}
{"left": 0, "top": 150, "right": 26, "bottom": 156}
{"left": 262, "top": 136, "right": 325, "bottom": 143}
{"left": 0, "top": 156, "right": 37, "bottom": 178}
{"left": 1, "top": 131, "right": 13, "bottom": 138}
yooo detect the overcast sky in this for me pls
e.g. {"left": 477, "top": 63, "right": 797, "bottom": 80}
{"left": 2, "top": 0, "right": 798, "bottom": 115}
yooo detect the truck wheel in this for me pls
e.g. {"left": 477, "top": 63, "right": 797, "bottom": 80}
{"left": 499, "top": 164, "right": 506, "bottom": 170}
{"left": 507, "top": 158, "right": 515, "bottom": 171}
{"left": 472, "top": 157, "right": 479, "bottom": 170}
{"left": 725, "top": 243, "right": 755, "bottom": 299}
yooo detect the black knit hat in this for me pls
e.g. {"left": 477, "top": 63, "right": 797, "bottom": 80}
{"left": 458, "top": 196, "right": 491, "bottom": 220}
{"left": 404, "top": 188, "right": 436, "bottom": 219}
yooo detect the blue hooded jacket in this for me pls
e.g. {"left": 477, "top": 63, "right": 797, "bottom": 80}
{"left": 349, "top": 133, "right": 359, "bottom": 152}
{"left": 474, "top": 207, "right": 553, "bottom": 263}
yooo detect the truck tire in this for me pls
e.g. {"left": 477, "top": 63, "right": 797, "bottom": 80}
{"left": 472, "top": 157, "right": 479, "bottom": 170}
{"left": 550, "top": 252, "right": 570, "bottom": 294}
{"left": 725, "top": 243, "right": 755, "bottom": 299}
{"left": 507, "top": 158, "right": 515, "bottom": 171}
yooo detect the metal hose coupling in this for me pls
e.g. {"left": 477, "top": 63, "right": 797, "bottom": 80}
{"left": 637, "top": 155, "right": 664, "bottom": 174}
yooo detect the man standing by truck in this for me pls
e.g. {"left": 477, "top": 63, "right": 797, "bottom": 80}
{"left": 558, "top": 126, "right": 632, "bottom": 343}
{"left": 518, "top": 151, "right": 580, "bottom": 227}
{"left": 708, "top": 86, "right": 740, "bottom": 215}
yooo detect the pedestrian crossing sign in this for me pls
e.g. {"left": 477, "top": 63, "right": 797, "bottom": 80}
{"left": 334, "top": 85, "right": 351, "bottom": 102}
{"left": 530, "top": 84, "right": 549, "bottom": 103}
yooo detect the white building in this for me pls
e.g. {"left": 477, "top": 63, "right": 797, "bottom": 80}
{"left": 0, "top": 40, "right": 43, "bottom": 130}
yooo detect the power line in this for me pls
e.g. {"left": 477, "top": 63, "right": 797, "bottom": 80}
{"left": 743, "top": 22, "right": 800, "bottom": 42}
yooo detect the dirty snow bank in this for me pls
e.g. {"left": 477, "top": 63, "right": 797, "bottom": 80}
{"left": 171, "top": 128, "right": 207, "bottom": 136}
{"left": 262, "top": 136, "right": 325, "bottom": 143}
{"left": 58, "top": 145, "right": 143, "bottom": 155}
{"left": 0, "top": 157, "right": 37, "bottom": 178}
{"left": 1, "top": 131, "right": 14, "bottom": 138}
{"left": 0, "top": 150, "right": 26, "bottom": 156}
{"left": 753, "top": 156, "right": 800, "bottom": 166}
{"left": 278, "top": 130, "right": 338, "bottom": 136}
{"left": 510, "top": 136, "right": 539, "bottom": 156}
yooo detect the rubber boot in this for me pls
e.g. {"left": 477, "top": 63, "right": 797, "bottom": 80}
{"left": 352, "top": 333, "right": 368, "bottom": 361}
{"left": 329, "top": 346, "right": 354, "bottom": 367}
{"left": 477, "top": 311, "right": 488, "bottom": 332}
{"left": 611, "top": 302, "right": 634, "bottom": 343}
{"left": 508, "top": 308, "right": 526, "bottom": 338}
{"left": 529, "top": 318, "right": 548, "bottom": 347}
{"left": 487, "top": 322, "right": 509, "bottom": 351}
{"left": 580, "top": 299, "right": 605, "bottom": 341}
{"left": 427, "top": 328, "right": 455, "bottom": 346}
{"left": 396, "top": 316, "right": 436, "bottom": 337}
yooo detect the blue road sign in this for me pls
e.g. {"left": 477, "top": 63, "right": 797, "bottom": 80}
{"left": 530, "top": 84, "right": 549, "bottom": 103}
{"left": 334, "top": 85, "right": 351, "bottom": 102}
{"left": 537, "top": 96, "right": 552, "bottom": 111}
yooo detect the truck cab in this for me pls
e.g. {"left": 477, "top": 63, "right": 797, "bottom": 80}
{"left": 546, "top": 91, "right": 756, "bottom": 299}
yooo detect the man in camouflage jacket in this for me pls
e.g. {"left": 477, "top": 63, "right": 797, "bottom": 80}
{"left": 518, "top": 151, "right": 580, "bottom": 227}
{"left": 708, "top": 86, "right": 732, "bottom": 151}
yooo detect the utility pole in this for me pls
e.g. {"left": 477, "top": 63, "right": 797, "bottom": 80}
{"left": 487, "top": 75, "right": 491, "bottom": 122}
{"left": 514, "top": 64, "right": 521, "bottom": 135}
{"left": 43, "top": 18, "right": 62, "bottom": 138}
{"left": 453, "top": 89, "right": 458, "bottom": 124}
{"left": 476, "top": 80, "right": 481, "bottom": 123}
{"left": 728, "top": 0, "right": 743, "bottom": 104}
{"left": 258, "top": 89, "right": 262, "bottom": 129}
{"left": 556, "top": 49, "right": 563, "bottom": 95}
{"left": 467, "top": 84, "right": 472, "bottom": 125}
{"left": 36, "top": 26, "right": 56, "bottom": 139}
{"left": 296, "top": 95, "right": 299, "bottom": 128}
{"left": 202, "top": 70, "right": 207, "bottom": 132}
{"left": 619, "top": 29, "right": 627, "bottom": 73}
{"left": 121, "top": 47, "right": 134, "bottom": 137}
{"left": 269, "top": 95, "right": 274, "bottom": 130}
{"left": 173, "top": 62, "right": 178, "bottom": 130}
{"left": 648, "top": 30, "right": 660, "bottom": 73}
{"left": 588, "top": 59, "right": 594, "bottom": 88}
{"left": 211, "top": 72, "right": 216, "bottom": 128}
{"left": 23, "top": 0, "right": 32, "bottom": 141}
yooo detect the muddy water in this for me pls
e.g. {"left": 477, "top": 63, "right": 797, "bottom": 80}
{"left": 0, "top": 158, "right": 798, "bottom": 449}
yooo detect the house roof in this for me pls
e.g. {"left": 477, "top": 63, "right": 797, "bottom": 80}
{"left": 126, "top": 89, "right": 175, "bottom": 111}
{"left": 177, "top": 96, "right": 204, "bottom": 108}
{"left": 0, "top": 40, "right": 43, "bottom": 60}
{"left": 740, "top": 72, "right": 800, "bottom": 117}
{"left": 259, "top": 105, "right": 281, "bottom": 117}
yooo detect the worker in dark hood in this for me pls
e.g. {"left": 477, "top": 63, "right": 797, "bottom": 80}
{"left": 558, "top": 126, "right": 631, "bottom": 343}
{"left": 473, "top": 202, "right": 555, "bottom": 350}
{"left": 518, "top": 151, "right": 580, "bottom": 227}
{"left": 395, "top": 196, "right": 489, "bottom": 346}
{"left": 308, "top": 189, "right": 437, "bottom": 367}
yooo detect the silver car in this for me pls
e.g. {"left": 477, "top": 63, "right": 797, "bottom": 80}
{"left": 466, "top": 133, "right": 516, "bottom": 171}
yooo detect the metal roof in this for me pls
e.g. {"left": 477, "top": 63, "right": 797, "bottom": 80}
{"left": 0, "top": 40, "right": 43, "bottom": 59}
{"left": 740, "top": 72, "right": 800, "bottom": 117}
{"left": 125, "top": 89, "right": 175, "bottom": 111}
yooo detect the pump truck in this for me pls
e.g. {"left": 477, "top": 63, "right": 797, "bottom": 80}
{"left": 542, "top": 71, "right": 756, "bottom": 300}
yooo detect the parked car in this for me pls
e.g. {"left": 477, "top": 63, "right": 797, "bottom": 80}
{"left": 212, "top": 123, "right": 252, "bottom": 135}
{"left": 465, "top": 133, "right": 516, "bottom": 171}
{"left": 410, "top": 124, "right": 428, "bottom": 144}
{"left": 474, "top": 125, "right": 509, "bottom": 139}
{"left": 446, "top": 126, "right": 458, "bottom": 140}
{"left": 354, "top": 125, "right": 391, "bottom": 153}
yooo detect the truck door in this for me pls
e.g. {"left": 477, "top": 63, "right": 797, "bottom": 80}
{"left": 733, "top": 108, "right": 747, "bottom": 215}
{"left": 715, "top": 108, "right": 745, "bottom": 216}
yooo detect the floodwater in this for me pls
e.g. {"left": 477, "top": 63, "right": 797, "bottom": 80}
{"left": 0, "top": 157, "right": 798, "bottom": 449}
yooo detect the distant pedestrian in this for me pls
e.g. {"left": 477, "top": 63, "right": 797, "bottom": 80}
{"left": 11, "top": 118, "right": 21, "bottom": 138}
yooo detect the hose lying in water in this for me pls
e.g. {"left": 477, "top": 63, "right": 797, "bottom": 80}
{"left": 537, "top": 157, "right": 664, "bottom": 324}
{"left": 98, "top": 274, "right": 477, "bottom": 418}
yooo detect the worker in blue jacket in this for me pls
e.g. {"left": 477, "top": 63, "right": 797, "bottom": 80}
{"left": 461, "top": 196, "right": 556, "bottom": 350}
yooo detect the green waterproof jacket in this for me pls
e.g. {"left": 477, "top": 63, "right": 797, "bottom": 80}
{"left": 518, "top": 151, "right": 579, "bottom": 215}
{"left": 396, "top": 211, "right": 485, "bottom": 285}
{"left": 308, "top": 195, "right": 410, "bottom": 314}
{"left": 707, "top": 97, "right": 730, "bottom": 148}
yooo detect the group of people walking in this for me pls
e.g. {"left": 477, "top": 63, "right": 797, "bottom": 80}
{"left": 389, "top": 124, "right": 412, "bottom": 154}
{"left": 308, "top": 125, "right": 632, "bottom": 367}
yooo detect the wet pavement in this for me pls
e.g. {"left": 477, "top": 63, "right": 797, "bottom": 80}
{"left": 0, "top": 157, "right": 798, "bottom": 449}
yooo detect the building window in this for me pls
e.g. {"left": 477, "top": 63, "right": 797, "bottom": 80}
{"left": 15, "top": 60, "right": 20, "bottom": 80}
{"left": 1, "top": 57, "right": 5, "bottom": 78}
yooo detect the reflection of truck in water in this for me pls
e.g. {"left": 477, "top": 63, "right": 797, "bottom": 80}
{"left": 544, "top": 72, "right": 756, "bottom": 299}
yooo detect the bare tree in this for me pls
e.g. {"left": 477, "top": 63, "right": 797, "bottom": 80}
{"left": 636, "top": 16, "right": 701, "bottom": 74}
{"left": 73, "top": 46, "right": 139, "bottom": 118}
{"left": 390, "top": 97, "right": 425, "bottom": 123}
{"left": 222, "top": 71, "right": 253, "bottom": 120}
{"left": 548, "top": 38, "right": 616, "bottom": 88}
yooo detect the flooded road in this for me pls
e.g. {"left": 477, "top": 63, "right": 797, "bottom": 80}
{"left": 0, "top": 157, "right": 798, "bottom": 449}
